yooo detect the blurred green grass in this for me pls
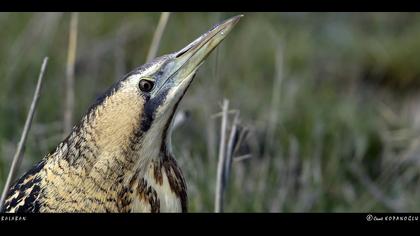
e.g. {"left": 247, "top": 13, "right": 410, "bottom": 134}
{"left": 2, "top": 12, "right": 420, "bottom": 212}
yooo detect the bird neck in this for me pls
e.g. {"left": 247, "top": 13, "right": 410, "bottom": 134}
{"left": 35, "top": 87, "right": 187, "bottom": 212}
{"left": 58, "top": 89, "right": 142, "bottom": 164}
{"left": 54, "top": 88, "right": 174, "bottom": 185}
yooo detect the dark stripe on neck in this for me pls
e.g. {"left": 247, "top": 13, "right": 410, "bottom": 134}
{"left": 140, "top": 88, "right": 169, "bottom": 132}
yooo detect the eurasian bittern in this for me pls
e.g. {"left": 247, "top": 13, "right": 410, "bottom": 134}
{"left": 2, "top": 15, "right": 242, "bottom": 213}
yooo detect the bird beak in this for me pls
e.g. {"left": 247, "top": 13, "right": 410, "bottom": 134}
{"left": 157, "top": 15, "right": 243, "bottom": 95}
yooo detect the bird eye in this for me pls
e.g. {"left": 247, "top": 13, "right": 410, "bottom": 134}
{"left": 139, "top": 79, "right": 154, "bottom": 92}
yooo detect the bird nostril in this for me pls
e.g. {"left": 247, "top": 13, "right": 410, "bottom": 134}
{"left": 175, "top": 44, "right": 193, "bottom": 58}
{"left": 175, "top": 50, "right": 188, "bottom": 58}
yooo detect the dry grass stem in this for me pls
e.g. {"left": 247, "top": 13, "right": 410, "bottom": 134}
{"left": 0, "top": 57, "right": 49, "bottom": 210}
{"left": 146, "top": 12, "right": 170, "bottom": 63}
{"left": 64, "top": 12, "right": 79, "bottom": 135}
{"left": 215, "top": 99, "right": 229, "bottom": 212}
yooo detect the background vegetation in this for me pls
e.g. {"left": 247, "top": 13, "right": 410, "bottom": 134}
{"left": 1, "top": 12, "right": 420, "bottom": 212}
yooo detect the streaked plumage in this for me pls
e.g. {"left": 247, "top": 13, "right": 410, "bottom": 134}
{"left": 2, "top": 15, "right": 241, "bottom": 213}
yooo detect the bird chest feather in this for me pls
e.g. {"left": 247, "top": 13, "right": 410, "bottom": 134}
{"left": 130, "top": 161, "right": 184, "bottom": 212}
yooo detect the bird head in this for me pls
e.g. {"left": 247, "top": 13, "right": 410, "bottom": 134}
{"left": 81, "top": 15, "right": 242, "bottom": 165}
